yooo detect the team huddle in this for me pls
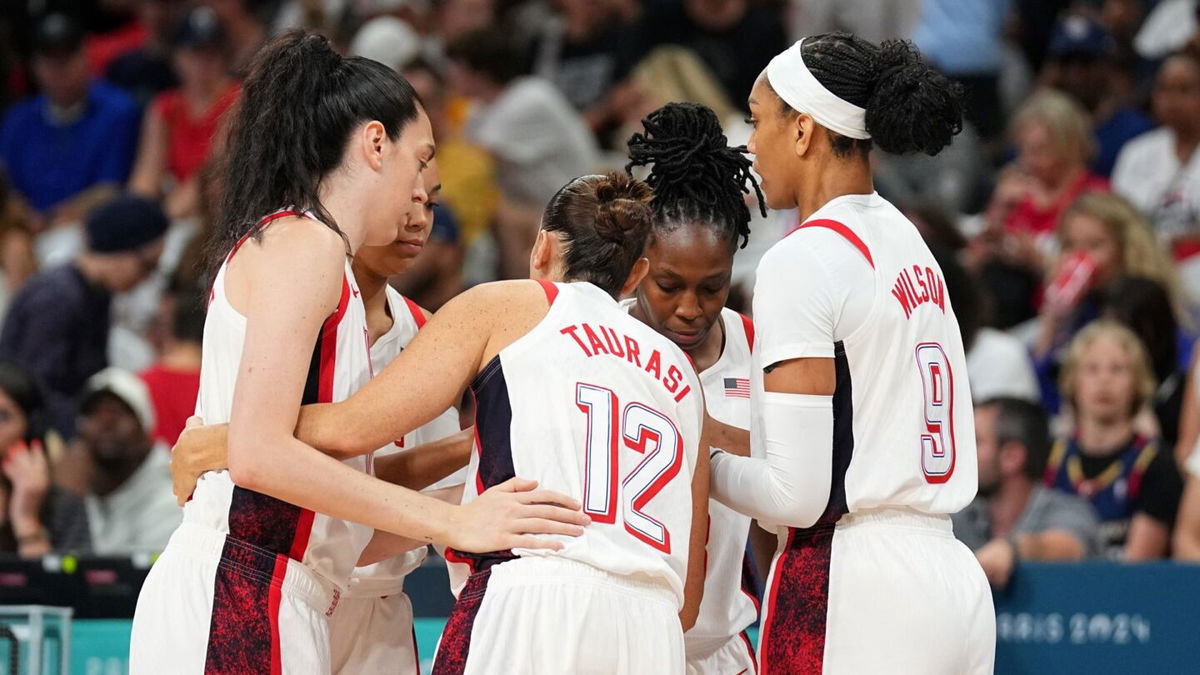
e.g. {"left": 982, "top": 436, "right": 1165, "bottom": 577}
{"left": 128, "top": 29, "right": 995, "bottom": 675}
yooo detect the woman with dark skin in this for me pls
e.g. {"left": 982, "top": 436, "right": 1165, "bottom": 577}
{"left": 624, "top": 101, "right": 767, "bottom": 673}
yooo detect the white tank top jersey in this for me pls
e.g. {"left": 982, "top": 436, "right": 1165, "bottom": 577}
{"left": 450, "top": 281, "right": 705, "bottom": 606}
{"left": 751, "top": 193, "right": 977, "bottom": 526}
{"left": 620, "top": 301, "right": 759, "bottom": 647}
{"left": 345, "top": 286, "right": 462, "bottom": 598}
{"left": 188, "top": 210, "right": 375, "bottom": 590}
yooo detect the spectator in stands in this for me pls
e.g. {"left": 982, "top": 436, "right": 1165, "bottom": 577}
{"left": 1173, "top": 434, "right": 1200, "bottom": 560}
{"left": 1033, "top": 194, "right": 1182, "bottom": 409}
{"left": 1041, "top": 15, "right": 1154, "bottom": 178}
{"left": 1100, "top": 276, "right": 1189, "bottom": 450}
{"left": 1112, "top": 50, "right": 1200, "bottom": 297}
{"left": 0, "top": 362, "right": 90, "bottom": 558}
{"left": 139, "top": 287, "right": 203, "bottom": 447}
{"left": 0, "top": 195, "right": 167, "bottom": 437}
{"left": 0, "top": 169, "right": 36, "bottom": 310}
{"left": 630, "top": 0, "right": 786, "bottom": 109}
{"left": 446, "top": 28, "right": 598, "bottom": 279}
{"left": 1005, "top": 90, "right": 1109, "bottom": 259}
{"left": 200, "top": 0, "right": 265, "bottom": 75}
{"left": 1047, "top": 321, "right": 1183, "bottom": 560}
{"left": 790, "top": 0, "right": 921, "bottom": 44}
{"left": 953, "top": 398, "right": 1099, "bottom": 589}
{"left": 129, "top": 5, "right": 238, "bottom": 220}
{"left": 0, "top": 13, "right": 140, "bottom": 225}
{"left": 912, "top": 0, "right": 1010, "bottom": 147}
{"left": 75, "top": 368, "right": 179, "bottom": 554}
{"left": 527, "top": 0, "right": 638, "bottom": 138}
{"left": 106, "top": 0, "right": 181, "bottom": 107}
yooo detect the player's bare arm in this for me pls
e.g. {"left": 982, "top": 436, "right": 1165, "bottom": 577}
{"left": 680, "top": 442, "right": 710, "bottom": 631}
{"left": 170, "top": 421, "right": 473, "bottom": 505}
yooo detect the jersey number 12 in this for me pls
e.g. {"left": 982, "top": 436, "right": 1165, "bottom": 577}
{"left": 576, "top": 382, "right": 683, "bottom": 553}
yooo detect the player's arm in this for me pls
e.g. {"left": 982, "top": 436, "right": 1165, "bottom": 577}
{"left": 708, "top": 241, "right": 849, "bottom": 529}
{"left": 374, "top": 428, "right": 474, "bottom": 490}
{"left": 356, "top": 484, "right": 468, "bottom": 565}
{"left": 680, "top": 434, "right": 710, "bottom": 632}
{"left": 703, "top": 414, "right": 750, "bottom": 457}
{"left": 294, "top": 282, "right": 530, "bottom": 457}
{"left": 170, "top": 422, "right": 474, "bottom": 504}
{"left": 224, "top": 223, "right": 586, "bottom": 553}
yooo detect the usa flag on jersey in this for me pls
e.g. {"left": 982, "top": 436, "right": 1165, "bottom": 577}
{"left": 724, "top": 377, "right": 750, "bottom": 399}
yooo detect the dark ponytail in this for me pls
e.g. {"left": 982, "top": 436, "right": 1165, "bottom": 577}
{"left": 796, "top": 33, "right": 963, "bottom": 157}
{"left": 542, "top": 172, "right": 654, "bottom": 297}
{"left": 626, "top": 102, "right": 764, "bottom": 250}
{"left": 208, "top": 31, "right": 422, "bottom": 276}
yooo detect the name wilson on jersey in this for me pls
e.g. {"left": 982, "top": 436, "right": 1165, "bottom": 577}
{"left": 891, "top": 264, "right": 947, "bottom": 320}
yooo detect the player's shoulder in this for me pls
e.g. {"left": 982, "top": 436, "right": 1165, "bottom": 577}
{"left": 386, "top": 286, "right": 432, "bottom": 328}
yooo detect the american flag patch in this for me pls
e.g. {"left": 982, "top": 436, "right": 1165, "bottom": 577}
{"left": 724, "top": 377, "right": 750, "bottom": 399}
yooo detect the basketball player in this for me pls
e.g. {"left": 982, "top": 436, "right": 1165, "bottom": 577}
{"left": 625, "top": 102, "right": 763, "bottom": 674}
{"left": 328, "top": 160, "right": 465, "bottom": 674}
{"left": 130, "top": 32, "right": 587, "bottom": 674}
{"left": 709, "top": 34, "right": 995, "bottom": 673}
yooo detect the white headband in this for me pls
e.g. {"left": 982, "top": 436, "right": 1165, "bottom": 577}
{"left": 765, "top": 38, "right": 871, "bottom": 140}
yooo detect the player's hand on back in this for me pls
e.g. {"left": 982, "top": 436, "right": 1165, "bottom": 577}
{"left": 449, "top": 477, "right": 591, "bottom": 553}
{"left": 170, "top": 416, "right": 232, "bottom": 506}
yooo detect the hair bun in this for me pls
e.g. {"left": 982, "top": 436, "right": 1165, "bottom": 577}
{"left": 864, "top": 39, "right": 963, "bottom": 156}
{"left": 592, "top": 173, "right": 653, "bottom": 244}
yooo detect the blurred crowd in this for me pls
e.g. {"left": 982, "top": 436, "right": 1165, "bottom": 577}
{"left": 3, "top": 0, "right": 1200, "bottom": 590}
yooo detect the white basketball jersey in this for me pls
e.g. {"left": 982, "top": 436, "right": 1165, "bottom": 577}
{"left": 452, "top": 281, "right": 705, "bottom": 605}
{"left": 751, "top": 193, "right": 977, "bottom": 527}
{"left": 620, "top": 301, "right": 759, "bottom": 648}
{"left": 345, "top": 287, "right": 461, "bottom": 598}
{"left": 187, "top": 211, "right": 374, "bottom": 589}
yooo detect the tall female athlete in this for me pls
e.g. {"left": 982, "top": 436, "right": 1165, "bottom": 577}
{"left": 130, "top": 33, "right": 586, "bottom": 674}
{"left": 710, "top": 34, "right": 995, "bottom": 673}
{"left": 624, "top": 102, "right": 764, "bottom": 674}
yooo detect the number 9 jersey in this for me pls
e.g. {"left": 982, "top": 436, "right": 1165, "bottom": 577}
{"left": 752, "top": 192, "right": 977, "bottom": 527}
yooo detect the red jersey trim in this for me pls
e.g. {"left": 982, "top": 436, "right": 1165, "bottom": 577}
{"left": 402, "top": 296, "right": 428, "bottom": 329}
{"left": 790, "top": 218, "right": 875, "bottom": 269}
{"left": 738, "top": 313, "right": 755, "bottom": 353}
{"left": 535, "top": 279, "right": 559, "bottom": 304}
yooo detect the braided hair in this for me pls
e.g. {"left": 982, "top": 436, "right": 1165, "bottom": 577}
{"left": 626, "top": 103, "right": 765, "bottom": 250}
{"left": 789, "top": 33, "right": 963, "bottom": 157}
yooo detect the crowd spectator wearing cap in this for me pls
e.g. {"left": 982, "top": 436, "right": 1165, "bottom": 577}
{"left": 106, "top": 0, "right": 185, "bottom": 108}
{"left": 129, "top": 5, "right": 238, "bottom": 221}
{"left": 951, "top": 397, "right": 1099, "bottom": 589}
{"left": 1113, "top": 50, "right": 1200, "bottom": 299}
{"left": 0, "top": 195, "right": 168, "bottom": 437}
{"left": 0, "top": 13, "right": 140, "bottom": 227}
{"left": 199, "top": 0, "right": 265, "bottom": 76}
{"left": 0, "top": 362, "right": 91, "bottom": 558}
{"left": 1041, "top": 14, "right": 1154, "bottom": 178}
{"left": 72, "top": 367, "right": 179, "bottom": 555}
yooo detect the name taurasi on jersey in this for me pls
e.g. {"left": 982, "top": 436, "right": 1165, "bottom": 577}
{"left": 560, "top": 322, "right": 694, "bottom": 403}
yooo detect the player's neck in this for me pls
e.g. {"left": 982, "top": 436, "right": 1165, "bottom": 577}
{"left": 1076, "top": 415, "right": 1135, "bottom": 455}
{"left": 355, "top": 270, "right": 394, "bottom": 347}
{"left": 987, "top": 478, "right": 1034, "bottom": 539}
{"left": 794, "top": 156, "right": 873, "bottom": 223}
